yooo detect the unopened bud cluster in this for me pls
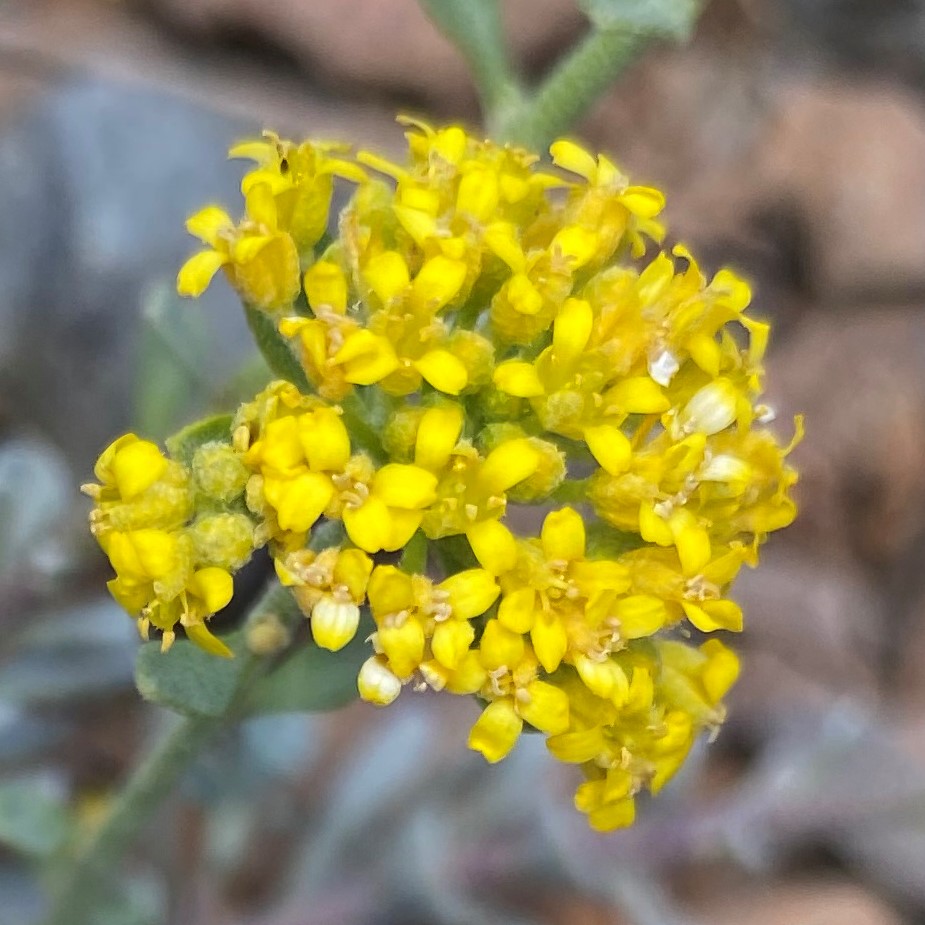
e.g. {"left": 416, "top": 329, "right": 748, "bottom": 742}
{"left": 86, "top": 119, "right": 801, "bottom": 831}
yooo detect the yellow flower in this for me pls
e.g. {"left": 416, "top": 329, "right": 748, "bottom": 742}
{"left": 277, "top": 545, "right": 373, "bottom": 651}
{"left": 177, "top": 185, "right": 302, "bottom": 312}
{"left": 361, "top": 564, "right": 499, "bottom": 690}
{"left": 84, "top": 433, "right": 254, "bottom": 655}
{"left": 494, "top": 507, "right": 634, "bottom": 677}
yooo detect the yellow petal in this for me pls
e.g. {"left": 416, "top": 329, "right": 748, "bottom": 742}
{"left": 244, "top": 182, "right": 278, "bottom": 229}
{"left": 621, "top": 186, "right": 665, "bottom": 218}
{"left": 414, "top": 404, "right": 463, "bottom": 471}
{"left": 343, "top": 495, "right": 393, "bottom": 553}
{"left": 700, "top": 639, "right": 740, "bottom": 703}
{"left": 682, "top": 599, "right": 743, "bottom": 634}
{"left": 393, "top": 204, "right": 438, "bottom": 247}
{"left": 549, "top": 139, "right": 598, "bottom": 180}
{"left": 333, "top": 330, "right": 400, "bottom": 385}
{"left": 444, "top": 650, "right": 488, "bottom": 695}
{"left": 263, "top": 471, "right": 333, "bottom": 532}
{"left": 614, "top": 595, "right": 668, "bottom": 639}
{"left": 605, "top": 377, "right": 670, "bottom": 414}
{"left": 497, "top": 587, "right": 536, "bottom": 634}
{"left": 415, "top": 350, "right": 468, "bottom": 395}
{"left": 518, "top": 680, "right": 569, "bottom": 735}
{"left": 363, "top": 251, "right": 409, "bottom": 304}
{"left": 541, "top": 507, "right": 585, "bottom": 563}
{"left": 412, "top": 255, "right": 468, "bottom": 311}
{"left": 466, "top": 520, "right": 518, "bottom": 574}
{"left": 468, "top": 699, "right": 523, "bottom": 763}
{"left": 530, "top": 610, "right": 568, "bottom": 673}
{"left": 431, "top": 620, "right": 475, "bottom": 670}
{"left": 304, "top": 261, "right": 347, "bottom": 314}
{"left": 377, "top": 618, "right": 425, "bottom": 679}
{"left": 185, "top": 205, "right": 233, "bottom": 247}
{"left": 553, "top": 298, "right": 594, "bottom": 363}
{"left": 505, "top": 273, "right": 543, "bottom": 315}
{"left": 185, "top": 621, "right": 234, "bottom": 658}
{"left": 639, "top": 501, "right": 674, "bottom": 546}
{"left": 551, "top": 225, "right": 599, "bottom": 270}
{"left": 366, "top": 565, "right": 415, "bottom": 618}
{"left": 113, "top": 529, "right": 178, "bottom": 582}
{"left": 299, "top": 408, "right": 351, "bottom": 472}
{"left": 333, "top": 548, "right": 374, "bottom": 600}
{"left": 483, "top": 222, "right": 525, "bottom": 273}
{"left": 111, "top": 439, "right": 167, "bottom": 500}
{"left": 439, "top": 569, "right": 500, "bottom": 620}
{"left": 188, "top": 567, "right": 234, "bottom": 614}
{"left": 669, "top": 508, "right": 711, "bottom": 576}
{"left": 457, "top": 166, "right": 499, "bottom": 221}
{"left": 547, "top": 728, "right": 605, "bottom": 764}
{"left": 260, "top": 415, "right": 304, "bottom": 472}
{"left": 372, "top": 464, "right": 438, "bottom": 509}
{"left": 574, "top": 654, "right": 629, "bottom": 704}
{"left": 584, "top": 424, "right": 632, "bottom": 476}
{"left": 478, "top": 619, "right": 524, "bottom": 671}
{"left": 588, "top": 798, "right": 636, "bottom": 832}
{"left": 479, "top": 439, "right": 540, "bottom": 494}
{"left": 177, "top": 249, "right": 228, "bottom": 298}
{"left": 384, "top": 509, "right": 424, "bottom": 552}
{"left": 493, "top": 361, "right": 544, "bottom": 398}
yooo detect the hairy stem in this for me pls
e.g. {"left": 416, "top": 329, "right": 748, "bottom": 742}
{"left": 43, "top": 582, "right": 295, "bottom": 925}
{"left": 495, "top": 27, "right": 647, "bottom": 151}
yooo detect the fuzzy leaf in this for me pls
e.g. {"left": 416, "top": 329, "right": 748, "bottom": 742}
{"left": 135, "top": 631, "right": 245, "bottom": 717}
{"left": 0, "top": 779, "right": 70, "bottom": 858}
{"left": 165, "top": 414, "right": 234, "bottom": 467}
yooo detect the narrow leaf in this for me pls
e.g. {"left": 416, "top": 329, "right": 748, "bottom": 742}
{"left": 134, "top": 283, "right": 211, "bottom": 439}
{"left": 244, "top": 304, "right": 311, "bottom": 392}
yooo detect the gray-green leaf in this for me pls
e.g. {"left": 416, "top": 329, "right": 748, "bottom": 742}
{"left": 134, "top": 632, "right": 245, "bottom": 717}
{"left": 0, "top": 778, "right": 70, "bottom": 858}
{"left": 242, "top": 633, "right": 366, "bottom": 716}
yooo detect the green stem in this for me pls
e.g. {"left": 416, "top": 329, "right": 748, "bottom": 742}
{"left": 495, "top": 27, "right": 648, "bottom": 151}
{"left": 44, "top": 713, "right": 222, "bottom": 925}
{"left": 43, "top": 582, "right": 297, "bottom": 925}
{"left": 416, "top": 0, "right": 522, "bottom": 120}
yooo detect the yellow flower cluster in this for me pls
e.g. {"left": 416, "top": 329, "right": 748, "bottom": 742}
{"left": 82, "top": 435, "right": 255, "bottom": 656}
{"left": 88, "top": 119, "right": 801, "bottom": 831}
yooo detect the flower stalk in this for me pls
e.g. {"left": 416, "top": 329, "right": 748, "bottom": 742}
{"left": 43, "top": 582, "right": 299, "bottom": 925}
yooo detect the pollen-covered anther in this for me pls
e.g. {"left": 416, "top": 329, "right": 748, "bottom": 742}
{"left": 487, "top": 666, "right": 511, "bottom": 698}
{"left": 684, "top": 575, "right": 720, "bottom": 602}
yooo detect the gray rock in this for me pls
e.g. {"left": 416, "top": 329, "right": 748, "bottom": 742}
{"left": 0, "top": 78, "right": 261, "bottom": 474}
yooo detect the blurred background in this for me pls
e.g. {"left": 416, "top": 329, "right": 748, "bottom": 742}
{"left": 1, "top": 0, "right": 925, "bottom": 922}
